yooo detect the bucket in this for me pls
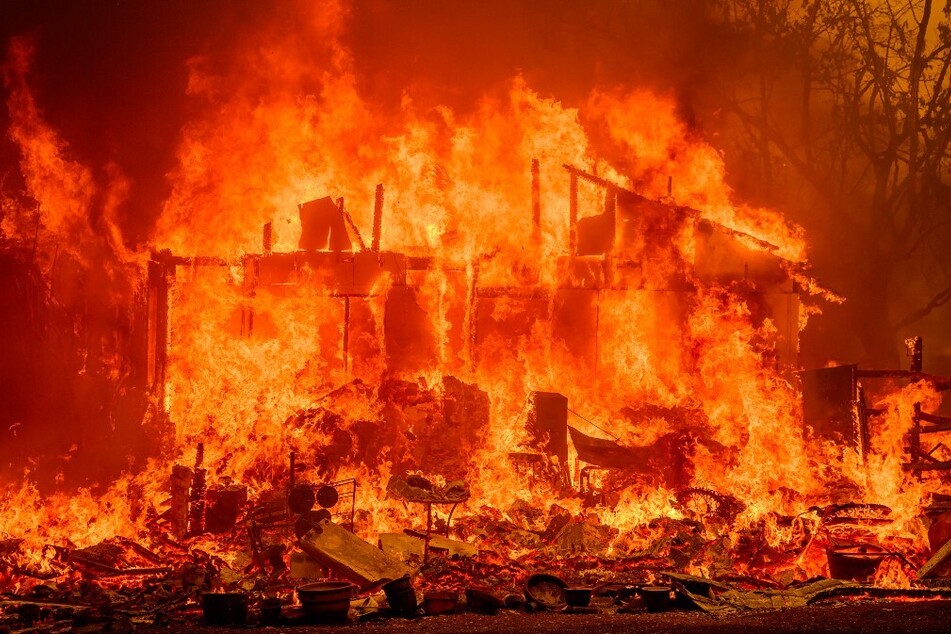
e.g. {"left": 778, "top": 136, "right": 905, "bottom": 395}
{"left": 296, "top": 581, "right": 353, "bottom": 623}
{"left": 565, "top": 587, "right": 592, "bottom": 607}
{"left": 424, "top": 591, "right": 458, "bottom": 615}
{"left": 201, "top": 592, "right": 248, "bottom": 625}
{"left": 827, "top": 545, "right": 885, "bottom": 582}
{"left": 383, "top": 576, "right": 418, "bottom": 616}
{"left": 259, "top": 597, "right": 282, "bottom": 626}
{"left": 524, "top": 573, "right": 567, "bottom": 610}
{"left": 465, "top": 586, "right": 503, "bottom": 614}
{"left": 639, "top": 586, "right": 672, "bottom": 613}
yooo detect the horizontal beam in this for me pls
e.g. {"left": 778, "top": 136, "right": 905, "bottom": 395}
{"left": 919, "top": 410, "right": 951, "bottom": 426}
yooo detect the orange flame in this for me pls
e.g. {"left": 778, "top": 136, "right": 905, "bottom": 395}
{"left": 0, "top": 2, "right": 940, "bottom": 590}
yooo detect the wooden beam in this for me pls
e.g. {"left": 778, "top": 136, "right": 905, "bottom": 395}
{"left": 918, "top": 537, "right": 951, "bottom": 579}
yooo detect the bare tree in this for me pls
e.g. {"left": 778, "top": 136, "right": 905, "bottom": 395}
{"left": 720, "top": 0, "right": 951, "bottom": 363}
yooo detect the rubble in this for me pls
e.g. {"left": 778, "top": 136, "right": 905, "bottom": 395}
{"left": 555, "top": 521, "right": 619, "bottom": 555}
{"left": 3, "top": 432, "right": 947, "bottom": 631}
{"left": 1, "top": 484, "right": 950, "bottom": 630}
{"left": 379, "top": 532, "right": 478, "bottom": 561}
{"left": 671, "top": 574, "right": 951, "bottom": 614}
{"left": 386, "top": 475, "right": 471, "bottom": 505}
{"left": 674, "top": 578, "right": 856, "bottom": 613}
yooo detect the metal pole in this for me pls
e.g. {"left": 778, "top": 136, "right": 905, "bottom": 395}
{"left": 531, "top": 159, "right": 541, "bottom": 244}
{"left": 569, "top": 172, "right": 578, "bottom": 254}
{"left": 372, "top": 184, "right": 384, "bottom": 252}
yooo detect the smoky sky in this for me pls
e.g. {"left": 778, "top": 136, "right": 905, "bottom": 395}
{"left": 0, "top": 0, "right": 732, "bottom": 246}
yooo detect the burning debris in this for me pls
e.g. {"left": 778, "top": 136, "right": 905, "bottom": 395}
{"left": 3, "top": 1, "right": 951, "bottom": 628}
{"left": 2, "top": 161, "right": 951, "bottom": 629}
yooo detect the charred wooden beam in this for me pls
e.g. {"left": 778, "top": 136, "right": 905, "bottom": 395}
{"left": 568, "top": 171, "right": 578, "bottom": 254}
{"left": 906, "top": 460, "right": 951, "bottom": 472}
{"left": 920, "top": 422, "right": 951, "bottom": 434}
{"left": 464, "top": 261, "right": 479, "bottom": 373}
{"left": 372, "top": 184, "right": 384, "bottom": 252}
{"left": 919, "top": 410, "right": 951, "bottom": 425}
{"left": 919, "top": 536, "right": 951, "bottom": 579}
{"left": 146, "top": 260, "right": 170, "bottom": 395}
{"left": 563, "top": 163, "right": 634, "bottom": 194}
{"left": 169, "top": 465, "right": 193, "bottom": 540}
{"left": 262, "top": 222, "right": 273, "bottom": 255}
{"left": 856, "top": 369, "right": 951, "bottom": 390}
{"left": 343, "top": 295, "right": 351, "bottom": 376}
{"left": 911, "top": 402, "right": 923, "bottom": 467}
{"left": 856, "top": 383, "right": 870, "bottom": 460}
{"left": 152, "top": 250, "right": 230, "bottom": 267}
{"left": 187, "top": 444, "right": 207, "bottom": 536}
{"left": 531, "top": 159, "right": 541, "bottom": 244}
{"left": 906, "top": 336, "right": 923, "bottom": 373}
{"left": 337, "top": 197, "right": 368, "bottom": 251}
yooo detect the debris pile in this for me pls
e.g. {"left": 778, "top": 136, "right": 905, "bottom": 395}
{"left": 3, "top": 463, "right": 951, "bottom": 630}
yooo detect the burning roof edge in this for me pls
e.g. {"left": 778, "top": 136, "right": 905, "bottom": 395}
{"left": 148, "top": 161, "right": 840, "bottom": 301}
{"left": 561, "top": 163, "right": 794, "bottom": 263}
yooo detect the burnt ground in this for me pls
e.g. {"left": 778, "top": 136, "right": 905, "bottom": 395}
{"left": 143, "top": 599, "right": 951, "bottom": 634}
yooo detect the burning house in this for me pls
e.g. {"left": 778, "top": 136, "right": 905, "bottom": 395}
{"left": 3, "top": 0, "right": 951, "bottom": 630}
{"left": 147, "top": 162, "right": 801, "bottom": 485}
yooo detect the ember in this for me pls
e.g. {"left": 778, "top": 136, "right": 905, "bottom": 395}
{"left": 3, "top": 0, "right": 951, "bottom": 630}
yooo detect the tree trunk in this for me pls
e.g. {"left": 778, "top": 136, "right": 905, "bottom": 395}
{"left": 849, "top": 257, "right": 900, "bottom": 367}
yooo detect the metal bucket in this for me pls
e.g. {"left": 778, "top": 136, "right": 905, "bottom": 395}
{"left": 465, "top": 586, "right": 503, "bottom": 614}
{"left": 296, "top": 581, "right": 353, "bottom": 623}
{"left": 827, "top": 545, "right": 885, "bottom": 582}
{"left": 424, "top": 590, "right": 458, "bottom": 615}
{"left": 259, "top": 597, "right": 282, "bottom": 626}
{"left": 524, "top": 573, "right": 568, "bottom": 610}
{"left": 383, "top": 576, "right": 418, "bottom": 616}
{"left": 565, "top": 587, "right": 592, "bottom": 607}
{"left": 639, "top": 586, "right": 672, "bottom": 613}
{"left": 201, "top": 592, "right": 248, "bottom": 625}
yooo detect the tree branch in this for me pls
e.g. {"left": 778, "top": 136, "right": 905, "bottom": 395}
{"left": 895, "top": 280, "right": 951, "bottom": 329}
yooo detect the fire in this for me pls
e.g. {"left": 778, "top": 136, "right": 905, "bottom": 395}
{"left": 0, "top": 0, "right": 946, "bottom": 598}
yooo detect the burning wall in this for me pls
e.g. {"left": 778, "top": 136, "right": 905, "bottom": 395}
{"left": 148, "top": 159, "right": 808, "bottom": 537}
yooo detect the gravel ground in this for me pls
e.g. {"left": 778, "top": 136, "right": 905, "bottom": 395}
{"left": 142, "top": 599, "right": 951, "bottom": 634}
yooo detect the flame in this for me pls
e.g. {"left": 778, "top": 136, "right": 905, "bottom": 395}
{"left": 0, "top": 0, "right": 941, "bottom": 591}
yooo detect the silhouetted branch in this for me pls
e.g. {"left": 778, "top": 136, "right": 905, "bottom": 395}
{"left": 895, "top": 281, "right": 951, "bottom": 329}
